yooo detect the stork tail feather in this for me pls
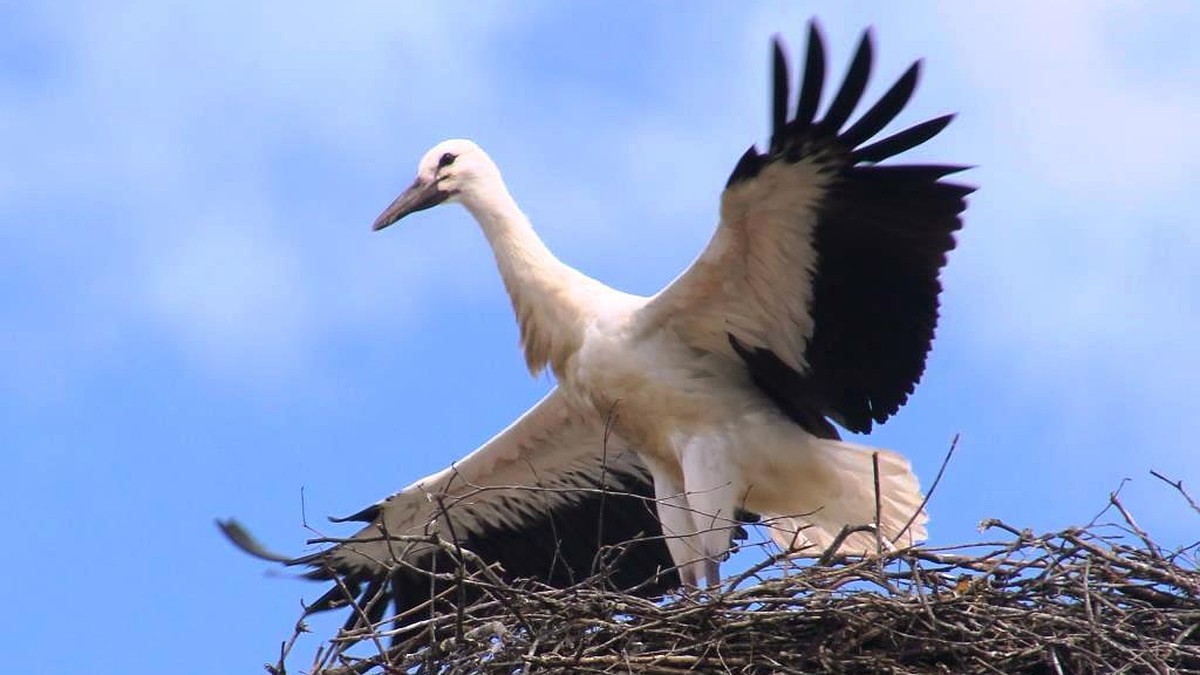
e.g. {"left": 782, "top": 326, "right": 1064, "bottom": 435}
{"left": 761, "top": 440, "right": 928, "bottom": 557}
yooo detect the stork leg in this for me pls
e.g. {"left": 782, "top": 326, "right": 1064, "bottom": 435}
{"left": 642, "top": 456, "right": 704, "bottom": 588}
{"left": 677, "top": 433, "right": 743, "bottom": 589}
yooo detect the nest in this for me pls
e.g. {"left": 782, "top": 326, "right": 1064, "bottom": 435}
{"left": 264, "top": 486, "right": 1200, "bottom": 675}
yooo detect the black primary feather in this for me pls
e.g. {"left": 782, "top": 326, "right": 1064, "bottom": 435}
{"left": 819, "top": 29, "right": 874, "bottom": 134}
{"left": 851, "top": 114, "right": 955, "bottom": 164}
{"left": 771, "top": 38, "right": 790, "bottom": 152}
{"left": 794, "top": 22, "right": 826, "bottom": 128}
{"left": 839, "top": 60, "right": 920, "bottom": 150}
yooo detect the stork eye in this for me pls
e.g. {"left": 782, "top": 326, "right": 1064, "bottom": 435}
{"left": 438, "top": 153, "right": 457, "bottom": 169}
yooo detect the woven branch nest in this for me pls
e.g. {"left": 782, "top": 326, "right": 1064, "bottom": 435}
{"left": 263, "top": 494, "right": 1200, "bottom": 675}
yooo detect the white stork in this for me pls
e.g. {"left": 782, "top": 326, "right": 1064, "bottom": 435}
{"left": 221, "top": 22, "right": 970, "bottom": 636}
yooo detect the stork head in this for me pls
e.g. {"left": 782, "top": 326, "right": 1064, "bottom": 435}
{"left": 372, "top": 139, "right": 499, "bottom": 231}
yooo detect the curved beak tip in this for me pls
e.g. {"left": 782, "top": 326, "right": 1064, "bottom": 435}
{"left": 371, "top": 179, "right": 450, "bottom": 233}
{"left": 371, "top": 200, "right": 406, "bottom": 232}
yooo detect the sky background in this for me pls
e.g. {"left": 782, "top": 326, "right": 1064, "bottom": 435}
{"left": 4, "top": 2, "right": 1199, "bottom": 672}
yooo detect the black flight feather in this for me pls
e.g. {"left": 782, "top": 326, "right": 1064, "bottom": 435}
{"left": 819, "top": 29, "right": 873, "bottom": 133}
{"left": 794, "top": 21, "right": 826, "bottom": 129}
{"left": 838, "top": 60, "right": 920, "bottom": 150}
{"left": 771, "top": 38, "right": 789, "bottom": 152}
{"left": 851, "top": 114, "right": 955, "bottom": 164}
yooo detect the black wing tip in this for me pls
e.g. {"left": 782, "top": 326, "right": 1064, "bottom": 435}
{"left": 860, "top": 26, "right": 876, "bottom": 47}
{"left": 816, "top": 25, "right": 875, "bottom": 134}
{"left": 837, "top": 58, "right": 923, "bottom": 150}
{"left": 855, "top": 26, "right": 876, "bottom": 57}
{"left": 850, "top": 113, "right": 957, "bottom": 164}
{"left": 898, "top": 59, "right": 923, "bottom": 92}
{"left": 726, "top": 145, "right": 764, "bottom": 187}
{"left": 329, "top": 503, "right": 382, "bottom": 524}
{"left": 805, "top": 20, "right": 828, "bottom": 68}
{"left": 771, "top": 38, "right": 790, "bottom": 148}
{"left": 803, "top": 19, "right": 827, "bottom": 58}
{"left": 216, "top": 518, "right": 297, "bottom": 564}
{"left": 794, "top": 21, "right": 827, "bottom": 130}
{"left": 729, "top": 21, "right": 965, "bottom": 188}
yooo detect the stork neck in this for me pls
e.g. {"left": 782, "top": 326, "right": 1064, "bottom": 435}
{"left": 465, "top": 188, "right": 590, "bottom": 378}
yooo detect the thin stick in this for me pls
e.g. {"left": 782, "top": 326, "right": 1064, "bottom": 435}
{"left": 898, "top": 433, "right": 959, "bottom": 541}
{"left": 1150, "top": 469, "right": 1200, "bottom": 516}
{"left": 872, "top": 451, "right": 883, "bottom": 555}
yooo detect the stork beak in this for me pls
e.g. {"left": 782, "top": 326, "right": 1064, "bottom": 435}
{"left": 372, "top": 179, "right": 450, "bottom": 231}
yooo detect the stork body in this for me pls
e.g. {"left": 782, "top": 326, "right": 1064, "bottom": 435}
{"left": 222, "top": 21, "right": 970, "bottom": 635}
{"left": 389, "top": 139, "right": 930, "bottom": 587}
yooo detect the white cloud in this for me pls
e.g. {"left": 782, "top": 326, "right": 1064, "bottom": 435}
{"left": 933, "top": 2, "right": 1200, "bottom": 379}
{"left": 1, "top": 1, "right": 548, "bottom": 386}
{"left": 140, "top": 205, "right": 310, "bottom": 370}
{"left": 920, "top": 2, "right": 1200, "bottom": 491}
{"left": 939, "top": 1, "right": 1200, "bottom": 196}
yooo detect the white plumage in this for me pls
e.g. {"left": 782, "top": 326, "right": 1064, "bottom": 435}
{"left": 222, "top": 21, "right": 971, "bottom": 635}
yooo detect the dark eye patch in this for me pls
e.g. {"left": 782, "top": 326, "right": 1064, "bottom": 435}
{"left": 438, "top": 153, "right": 457, "bottom": 168}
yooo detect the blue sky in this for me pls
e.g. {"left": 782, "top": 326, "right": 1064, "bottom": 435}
{"left": 4, "top": 2, "right": 1198, "bottom": 672}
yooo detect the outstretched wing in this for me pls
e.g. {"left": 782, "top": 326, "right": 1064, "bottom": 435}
{"left": 219, "top": 388, "right": 678, "bottom": 641}
{"left": 643, "top": 22, "right": 972, "bottom": 435}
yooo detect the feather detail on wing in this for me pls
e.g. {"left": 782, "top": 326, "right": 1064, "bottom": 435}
{"left": 644, "top": 21, "right": 973, "bottom": 435}
{"left": 218, "top": 388, "right": 678, "bottom": 641}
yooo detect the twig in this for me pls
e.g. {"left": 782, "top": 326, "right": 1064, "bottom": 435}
{"left": 1109, "top": 490, "right": 1162, "bottom": 559}
{"left": 898, "top": 433, "right": 959, "bottom": 541}
{"left": 872, "top": 451, "right": 883, "bottom": 556}
{"left": 1151, "top": 469, "right": 1200, "bottom": 516}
